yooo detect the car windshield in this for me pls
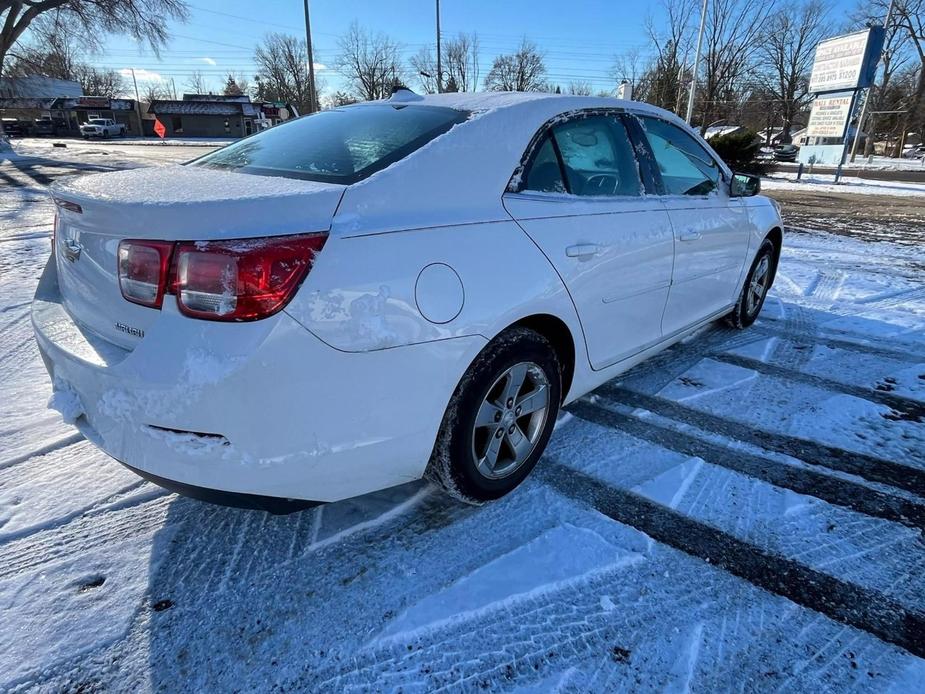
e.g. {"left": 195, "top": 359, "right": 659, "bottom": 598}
{"left": 88, "top": 119, "right": 107, "bottom": 124}
{"left": 191, "top": 104, "right": 470, "bottom": 184}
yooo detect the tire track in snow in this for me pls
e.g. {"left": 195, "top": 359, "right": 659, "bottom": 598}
{"left": 804, "top": 269, "right": 847, "bottom": 307}
{"left": 854, "top": 285, "right": 925, "bottom": 308}
{"left": 566, "top": 400, "right": 925, "bottom": 529}
{"left": 0, "top": 494, "right": 171, "bottom": 580}
{"left": 753, "top": 322, "right": 925, "bottom": 364}
{"left": 598, "top": 386, "right": 925, "bottom": 496}
{"left": 538, "top": 461, "right": 925, "bottom": 660}
{"left": 0, "top": 432, "right": 84, "bottom": 470}
{"left": 0, "top": 479, "right": 152, "bottom": 544}
{"left": 709, "top": 352, "right": 925, "bottom": 417}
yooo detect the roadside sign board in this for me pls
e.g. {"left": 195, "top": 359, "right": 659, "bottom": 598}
{"left": 808, "top": 28, "right": 885, "bottom": 94}
{"left": 805, "top": 92, "right": 854, "bottom": 138}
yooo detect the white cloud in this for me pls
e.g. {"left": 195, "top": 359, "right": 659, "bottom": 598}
{"left": 199, "top": 57, "right": 217, "bottom": 66}
{"left": 313, "top": 62, "right": 327, "bottom": 71}
{"left": 119, "top": 68, "right": 163, "bottom": 83}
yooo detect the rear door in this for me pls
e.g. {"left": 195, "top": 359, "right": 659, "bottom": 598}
{"left": 632, "top": 115, "right": 751, "bottom": 335}
{"left": 503, "top": 112, "right": 674, "bottom": 370}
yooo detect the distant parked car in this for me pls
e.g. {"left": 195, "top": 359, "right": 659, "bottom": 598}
{"left": 773, "top": 144, "right": 799, "bottom": 162}
{"left": 79, "top": 118, "right": 126, "bottom": 139}
{"left": 1, "top": 118, "right": 25, "bottom": 137}
{"left": 33, "top": 118, "right": 55, "bottom": 136}
{"left": 35, "top": 92, "right": 783, "bottom": 511}
{"left": 902, "top": 144, "right": 925, "bottom": 160}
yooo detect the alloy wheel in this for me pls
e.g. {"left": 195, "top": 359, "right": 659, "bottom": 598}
{"left": 471, "top": 361, "right": 550, "bottom": 480}
{"left": 745, "top": 255, "right": 771, "bottom": 317}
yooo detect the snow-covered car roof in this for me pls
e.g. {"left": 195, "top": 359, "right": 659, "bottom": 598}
{"left": 357, "top": 90, "right": 682, "bottom": 124}
{"left": 334, "top": 91, "right": 724, "bottom": 235}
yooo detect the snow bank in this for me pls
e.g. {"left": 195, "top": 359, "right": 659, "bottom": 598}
{"left": 762, "top": 172, "right": 925, "bottom": 197}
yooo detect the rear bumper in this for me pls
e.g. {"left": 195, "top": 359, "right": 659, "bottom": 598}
{"left": 32, "top": 255, "right": 485, "bottom": 503}
{"left": 120, "top": 460, "right": 320, "bottom": 514}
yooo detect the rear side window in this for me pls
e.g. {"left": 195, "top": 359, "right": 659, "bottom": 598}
{"left": 520, "top": 114, "right": 641, "bottom": 197}
{"left": 524, "top": 135, "right": 566, "bottom": 193}
{"left": 191, "top": 105, "right": 469, "bottom": 184}
{"left": 638, "top": 116, "right": 721, "bottom": 196}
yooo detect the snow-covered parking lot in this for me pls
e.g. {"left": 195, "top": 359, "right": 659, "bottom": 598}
{"left": 2, "top": 140, "right": 925, "bottom": 691}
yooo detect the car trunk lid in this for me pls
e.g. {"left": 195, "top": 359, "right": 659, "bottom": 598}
{"left": 51, "top": 165, "right": 344, "bottom": 349}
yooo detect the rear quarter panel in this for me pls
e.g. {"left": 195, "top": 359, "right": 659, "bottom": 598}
{"left": 286, "top": 219, "right": 585, "bottom": 362}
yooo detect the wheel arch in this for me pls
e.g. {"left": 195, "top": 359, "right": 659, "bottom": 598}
{"left": 765, "top": 226, "right": 783, "bottom": 256}
{"left": 505, "top": 313, "right": 576, "bottom": 403}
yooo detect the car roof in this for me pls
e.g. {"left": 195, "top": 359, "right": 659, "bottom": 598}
{"left": 334, "top": 91, "right": 730, "bottom": 235}
{"left": 358, "top": 90, "right": 680, "bottom": 123}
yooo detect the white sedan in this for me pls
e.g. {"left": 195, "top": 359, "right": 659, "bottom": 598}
{"left": 34, "top": 91, "right": 782, "bottom": 511}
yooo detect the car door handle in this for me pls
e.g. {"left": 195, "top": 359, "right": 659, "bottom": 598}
{"left": 565, "top": 244, "right": 603, "bottom": 258}
{"left": 679, "top": 230, "right": 702, "bottom": 242}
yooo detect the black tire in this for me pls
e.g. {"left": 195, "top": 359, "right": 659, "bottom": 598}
{"left": 426, "top": 326, "right": 562, "bottom": 504}
{"left": 726, "top": 238, "right": 778, "bottom": 329}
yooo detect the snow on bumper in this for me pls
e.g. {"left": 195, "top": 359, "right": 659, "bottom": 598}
{"left": 32, "top": 257, "right": 485, "bottom": 503}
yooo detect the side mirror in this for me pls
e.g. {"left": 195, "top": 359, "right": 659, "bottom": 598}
{"left": 731, "top": 172, "right": 761, "bottom": 197}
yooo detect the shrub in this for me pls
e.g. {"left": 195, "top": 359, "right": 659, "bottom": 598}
{"left": 708, "top": 129, "right": 773, "bottom": 175}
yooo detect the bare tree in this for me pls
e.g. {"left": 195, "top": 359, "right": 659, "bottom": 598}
{"left": 185, "top": 70, "right": 209, "bottom": 95}
{"left": 696, "top": 0, "right": 778, "bottom": 133}
{"left": 4, "top": 13, "right": 79, "bottom": 80}
{"left": 484, "top": 38, "right": 547, "bottom": 92}
{"left": 409, "top": 46, "right": 439, "bottom": 93}
{"left": 612, "top": 46, "right": 649, "bottom": 98}
{"left": 141, "top": 81, "right": 167, "bottom": 104}
{"left": 890, "top": 0, "right": 925, "bottom": 154}
{"left": 410, "top": 31, "right": 480, "bottom": 93}
{"left": 233, "top": 72, "right": 251, "bottom": 97}
{"left": 612, "top": 0, "right": 696, "bottom": 113}
{"left": 444, "top": 32, "right": 480, "bottom": 91}
{"left": 0, "top": 1, "right": 187, "bottom": 88}
{"left": 4, "top": 13, "right": 128, "bottom": 99}
{"left": 254, "top": 33, "right": 322, "bottom": 113}
{"left": 759, "top": 0, "right": 829, "bottom": 143}
{"left": 335, "top": 21, "right": 405, "bottom": 101}
{"left": 567, "top": 81, "right": 593, "bottom": 95}
{"left": 75, "top": 66, "right": 126, "bottom": 97}
{"left": 850, "top": 0, "right": 913, "bottom": 154}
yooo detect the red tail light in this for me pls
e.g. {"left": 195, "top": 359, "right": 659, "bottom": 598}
{"left": 118, "top": 240, "right": 174, "bottom": 308}
{"left": 116, "top": 234, "right": 326, "bottom": 321}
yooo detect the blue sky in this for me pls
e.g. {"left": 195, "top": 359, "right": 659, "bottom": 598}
{"left": 80, "top": 0, "right": 857, "bottom": 97}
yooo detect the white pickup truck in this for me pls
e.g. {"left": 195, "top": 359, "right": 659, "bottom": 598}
{"left": 79, "top": 118, "right": 126, "bottom": 139}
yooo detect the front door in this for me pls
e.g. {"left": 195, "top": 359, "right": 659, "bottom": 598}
{"left": 634, "top": 115, "right": 751, "bottom": 335}
{"left": 504, "top": 113, "right": 674, "bottom": 370}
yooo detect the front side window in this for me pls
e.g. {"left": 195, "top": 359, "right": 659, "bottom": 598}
{"left": 520, "top": 114, "right": 641, "bottom": 197}
{"left": 192, "top": 104, "right": 469, "bottom": 183}
{"left": 638, "top": 116, "right": 721, "bottom": 196}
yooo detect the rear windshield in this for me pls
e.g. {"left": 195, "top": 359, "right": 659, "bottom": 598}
{"left": 190, "top": 104, "right": 469, "bottom": 184}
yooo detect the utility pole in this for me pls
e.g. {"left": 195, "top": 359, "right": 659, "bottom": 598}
{"left": 436, "top": 0, "right": 443, "bottom": 93}
{"left": 685, "top": 0, "right": 708, "bottom": 125}
{"left": 849, "top": 0, "right": 895, "bottom": 162}
{"left": 130, "top": 68, "right": 144, "bottom": 137}
{"left": 303, "top": 0, "right": 318, "bottom": 112}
